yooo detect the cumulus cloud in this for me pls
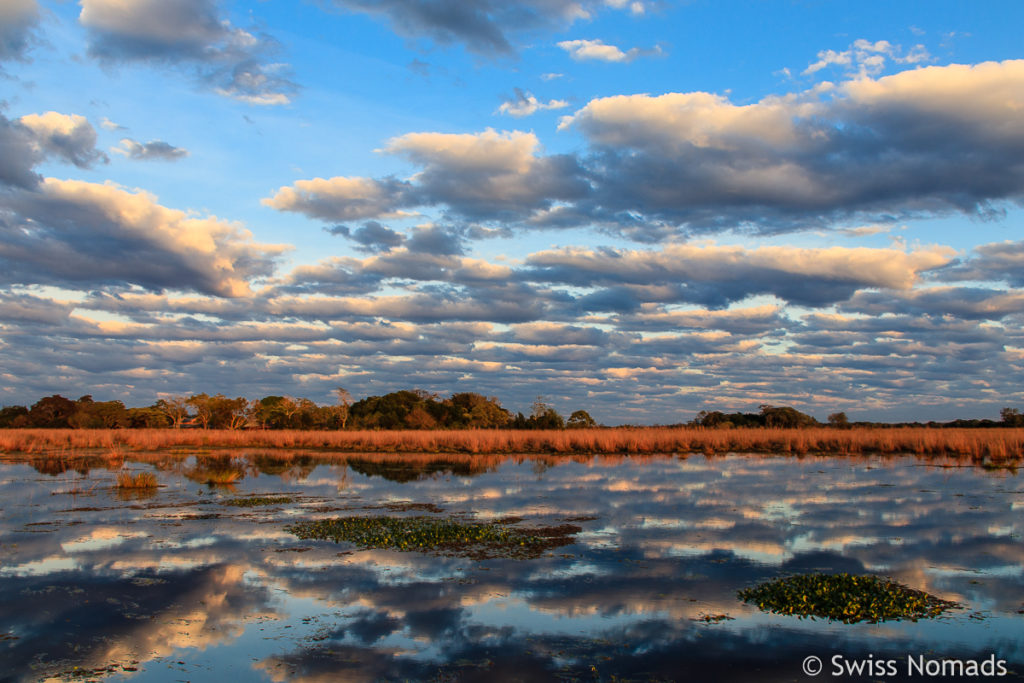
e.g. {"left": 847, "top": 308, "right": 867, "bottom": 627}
{"left": 328, "top": 0, "right": 642, "bottom": 56}
{"left": 0, "top": 0, "right": 39, "bottom": 63}
{"left": 263, "top": 175, "right": 414, "bottom": 222}
{"left": 803, "top": 39, "right": 930, "bottom": 77}
{"left": 939, "top": 241, "right": 1024, "bottom": 287}
{"left": 0, "top": 113, "right": 41, "bottom": 188}
{"left": 265, "top": 128, "right": 589, "bottom": 224}
{"left": 615, "top": 305, "right": 788, "bottom": 335}
{"left": 841, "top": 287, "right": 1024, "bottom": 321}
{"left": 0, "top": 291, "right": 74, "bottom": 324}
{"left": 2, "top": 226, "right": 1021, "bottom": 421}
{"left": 327, "top": 221, "right": 406, "bottom": 253}
{"left": 404, "top": 225, "right": 465, "bottom": 255}
{"left": 326, "top": 221, "right": 465, "bottom": 257}
{"left": 0, "top": 179, "right": 289, "bottom": 296}
{"left": 524, "top": 243, "right": 954, "bottom": 308}
{"left": 497, "top": 88, "right": 569, "bottom": 117}
{"left": 559, "top": 60, "right": 1024, "bottom": 237}
{"left": 112, "top": 138, "right": 189, "bottom": 161}
{"left": 18, "top": 112, "right": 108, "bottom": 168}
{"left": 557, "top": 38, "right": 661, "bottom": 63}
{"left": 382, "top": 128, "right": 590, "bottom": 220}
{"left": 79, "top": 0, "right": 295, "bottom": 104}
{"left": 269, "top": 61, "right": 1024, "bottom": 241}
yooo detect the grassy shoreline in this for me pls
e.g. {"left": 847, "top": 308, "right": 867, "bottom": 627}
{"left": 1, "top": 427, "right": 1023, "bottom": 462}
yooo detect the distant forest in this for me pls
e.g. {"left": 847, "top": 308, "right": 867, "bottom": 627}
{"left": 2, "top": 391, "right": 1022, "bottom": 431}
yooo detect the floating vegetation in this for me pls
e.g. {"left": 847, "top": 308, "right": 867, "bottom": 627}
{"left": 114, "top": 471, "right": 158, "bottom": 489}
{"left": 285, "top": 515, "right": 580, "bottom": 559}
{"left": 223, "top": 495, "right": 294, "bottom": 507}
{"left": 738, "top": 573, "right": 960, "bottom": 624}
{"left": 693, "top": 613, "right": 734, "bottom": 623}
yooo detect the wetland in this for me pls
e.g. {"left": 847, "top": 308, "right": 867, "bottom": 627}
{"left": 0, "top": 449, "right": 1022, "bottom": 681}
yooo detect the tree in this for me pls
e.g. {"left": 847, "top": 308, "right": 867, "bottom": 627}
{"left": 566, "top": 410, "right": 597, "bottom": 429}
{"left": 155, "top": 396, "right": 190, "bottom": 429}
{"left": 126, "top": 406, "right": 171, "bottom": 428}
{"left": 759, "top": 405, "right": 817, "bottom": 429}
{"left": 335, "top": 387, "right": 352, "bottom": 430}
{"left": 448, "top": 392, "right": 511, "bottom": 429}
{"left": 194, "top": 394, "right": 249, "bottom": 429}
{"left": 827, "top": 412, "right": 851, "bottom": 429}
{"left": 1000, "top": 407, "right": 1024, "bottom": 427}
{"left": 213, "top": 396, "right": 249, "bottom": 430}
{"left": 252, "top": 396, "right": 298, "bottom": 429}
{"left": 0, "top": 405, "right": 29, "bottom": 428}
{"left": 26, "top": 395, "right": 76, "bottom": 428}
{"left": 528, "top": 397, "right": 564, "bottom": 430}
{"left": 405, "top": 405, "right": 438, "bottom": 429}
{"left": 187, "top": 393, "right": 214, "bottom": 429}
{"left": 68, "top": 396, "right": 128, "bottom": 428}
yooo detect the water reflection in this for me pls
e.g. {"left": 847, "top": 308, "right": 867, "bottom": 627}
{"left": 0, "top": 451, "right": 1021, "bottom": 681}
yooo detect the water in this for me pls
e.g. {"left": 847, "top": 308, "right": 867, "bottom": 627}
{"left": 0, "top": 451, "right": 1021, "bottom": 681}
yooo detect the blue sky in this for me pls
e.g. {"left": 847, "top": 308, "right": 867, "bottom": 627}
{"left": 2, "top": 0, "right": 1024, "bottom": 423}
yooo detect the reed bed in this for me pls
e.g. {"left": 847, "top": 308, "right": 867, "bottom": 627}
{"left": 1, "top": 427, "right": 1023, "bottom": 462}
{"left": 114, "top": 471, "right": 158, "bottom": 489}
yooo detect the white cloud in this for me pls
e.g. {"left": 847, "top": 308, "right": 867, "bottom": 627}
{"left": 557, "top": 38, "right": 660, "bottom": 63}
{"left": 526, "top": 242, "right": 955, "bottom": 307}
{"left": 266, "top": 128, "right": 588, "bottom": 223}
{"left": 79, "top": 0, "right": 295, "bottom": 104}
{"left": 0, "top": 0, "right": 39, "bottom": 62}
{"left": 2, "top": 179, "right": 289, "bottom": 296}
{"left": 262, "top": 176, "right": 413, "bottom": 222}
{"left": 803, "top": 38, "right": 931, "bottom": 77}
{"left": 382, "top": 128, "right": 541, "bottom": 174}
{"left": 18, "top": 112, "right": 107, "bottom": 168}
{"left": 112, "top": 138, "right": 189, "bottom": 161}
{"left": 497, "top": 89, "right": 569, "bottom": 117}
{"left": 558, "top": 59, "right": 1024, "bottom": 235}
{"left": 99, "top": 117, "right": 125, "bottom": 131}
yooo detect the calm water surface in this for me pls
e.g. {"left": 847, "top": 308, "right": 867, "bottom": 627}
{"left": 1, "top": 451, "right": 1022, "bottom": 682}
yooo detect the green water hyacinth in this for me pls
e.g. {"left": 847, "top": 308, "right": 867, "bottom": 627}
{"left": 223, "top": 496, "right": 295, "bottom": 507}
{"left": 737, "top": 573, "right": 960, "bottom": 624}
{"left": 285, "top": 515, "right": 579, "bottom": 559}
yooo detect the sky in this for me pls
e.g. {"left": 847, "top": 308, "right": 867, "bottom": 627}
{"left": 1, "top": 0, "right": 1023, "bottom": 424}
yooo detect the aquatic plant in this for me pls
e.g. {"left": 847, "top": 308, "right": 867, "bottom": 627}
{"left": 114, "top": 471, "right": 158, "bottom": 489}
{"left": 285, "top": 515, "right": 579, "bottom": 559}
{"left": 737, "top": 573, "right": 960, "bottom": 623}
{"left": 223, "top": 495, "right": 294, "bottom": 507}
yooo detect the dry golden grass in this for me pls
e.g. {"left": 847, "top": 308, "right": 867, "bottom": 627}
{"left": 114, "top": 471, "right": 158, "bottom": 489}
{"left": 1, "top": 426, "right": 1022, "bottom": 462}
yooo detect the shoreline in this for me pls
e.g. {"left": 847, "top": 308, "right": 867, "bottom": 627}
{"left": 2, "top": 427, "right": 1022, "bottom": 462}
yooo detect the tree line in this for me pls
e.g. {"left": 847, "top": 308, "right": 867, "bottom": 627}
{"left": 689, "top": 405, "right": 1024, "bottom": 430}
{"left": 0, "top": 390, "right": 599, "bottom": 431}
{"left": 1, "top": 391, "right": 1021, "bottom": 430}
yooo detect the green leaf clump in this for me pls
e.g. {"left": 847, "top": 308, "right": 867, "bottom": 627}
{"left": 285, "top": 515, "right": 578, "bottom": 559}
{"left": 737, "top": 573, "right": 960, "bottom": 624}
{"left": 223, "top": 495, "right": 294, "bottom": 507}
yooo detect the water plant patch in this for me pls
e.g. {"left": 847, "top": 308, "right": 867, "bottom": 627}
{"left": 285, "top": 515, "right": 580, "bottom": 559}
{"left": 737, "top": 573, "right": 960, "bottom": 623}
{"left": 223, "top": 496, "right": 295, "bottom": 507}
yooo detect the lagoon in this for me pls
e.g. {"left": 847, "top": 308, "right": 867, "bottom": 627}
{"left": 1, "top": 451, "right": 1022, "bottom": 681}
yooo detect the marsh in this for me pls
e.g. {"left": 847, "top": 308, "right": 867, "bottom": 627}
{"left": 1, "top": 451, "right": 1022, "bottom": 681}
